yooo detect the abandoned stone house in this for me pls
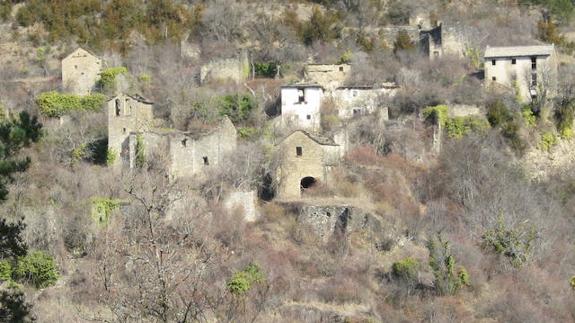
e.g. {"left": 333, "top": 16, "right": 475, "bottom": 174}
{"left": 420, "top": 23, "right": 467, "bottom": 59}
{"left": 107, "top": 93, "right": 237, "bottom": 178}
{"left": 276, "top": 130, "right": 342, "bottom": 199}
{"left": 304, "top": 64, "right": 351, "bottom": 90}
{"left": 61, "top": 47, "right": 103, "bottom": 95}
{"left": 331, "top": 83, "right": 398, "bottom": 120}
{"left": 126, "top": 117, "right": 237, "bottom": 179}
{"left": 484, "top": 45, "right": 558, "bottom": 102}
{"left": 281, "top": 84, "right": 324, "bottom": 131}
{"left": 107, "top": 93, "right": 155, "bottom": 170}
{"left": 200, "top": 51, "right": 250, "bottom": 84}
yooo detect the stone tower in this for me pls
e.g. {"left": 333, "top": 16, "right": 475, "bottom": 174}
{"left": 107, "top": 93, "right": 154, "bottom": 170}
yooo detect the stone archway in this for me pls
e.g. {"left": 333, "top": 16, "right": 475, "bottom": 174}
{"left": 300, "top": 176, "right": 317, "bottom": 194}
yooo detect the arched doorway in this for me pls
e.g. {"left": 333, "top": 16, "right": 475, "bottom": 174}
{"left": 300, "top": 176, "right": 317, "bottom": 194}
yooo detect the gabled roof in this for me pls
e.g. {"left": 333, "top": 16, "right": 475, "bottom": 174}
{"left": 484, "top": 45, "right": 555, "bottom": 58}
{"left": 107, "top": 93, "right": 153, "bottom": 105}
{"left": 63, "top": 47, "right": 100, "bottom": 61}
{"left": 280, "top": 130, "right": 338, "bottom": 146}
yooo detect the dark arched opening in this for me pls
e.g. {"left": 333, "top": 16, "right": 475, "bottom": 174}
{"left": 300, "top": 176, "right": 317, "bottom": 193}
{"left": 115, "top": 99, "right": 121, "bottom": 116}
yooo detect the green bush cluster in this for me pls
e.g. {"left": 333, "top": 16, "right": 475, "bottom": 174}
{"left": 570, "top": 276, "right": 575, "bottom": 290}
{"left": 15, "top": 0, "right": 198, "bottom": 49}
{"left": 391, "top": 257, "right": 419, "bottom": 283}
{"left": 521, "top": 105, "right": 537, "bottom": 127}
{"left": 424, "top": 105, "right": 488, "bottom": 138}
{"left": 538, "top": 131, "right": 558, "bottom": 152}
{"left": 487, "top": 100, "right": 526, "bottom": 152}
{"left": 91, "top": 197, "right": 121, "bottom": 226}
{"left": 36, "top": 92, "right": 106, "bottom": 117}
{"left": 445, "top": 116, "right": 490, "bottom": 139}
{"left": 97, "top": 66, "right": 128, "bottom": 93}
{"left": 556, "top": 102, "right": 574, "bottom": 139}
{"left": 227, "top": 263, "right": 265, "bottom": 296}
{"left": 238, "top": 127, "right": 259, "bottom": 140}
{"left": 218, "top": 94, "right": 256, "bottom": 124}
{"left": 135, "top": 134, "right": 145, "bottom": 168}
{"left": 106, "top": 148, "right": 117, "bottom": 166}
{"left": 427, "top": 235, "right": 470, "bottom": 295}
{"left": 14, "top": 251, "right": 59, "bottom": 289}
{"left": 254, "top": 62, "right": 278, "bottom": 78}
{"left": 393, "top": 30, "right": 416, "bottom": 54}
{"left": 0, "top": 260, "right": 12, "bottom": 282}
{"left": 482, "top": 216, "right": 538, "bottom": 268}
{"left": 293, "top": 6, "right": 342, "bottom": 46}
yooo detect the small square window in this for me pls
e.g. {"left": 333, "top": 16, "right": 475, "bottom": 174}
{"left": 339, "top": 66, "right": 344, "bottom": 72}
{"left": 511, "top": 59, "right": 516, "bottom": 65}
{"left": 492, "top": 76, "right": 496, "bottom": 81}
{"left": 296, "top": 146, "right": 302, "bottom": 156}
{"left": 203, "top": 156, "right": 209, "bottom": 165}
{"left": 491, "top": 60, "right": 496, "bottom": 66}
{"left": 306, "top": 115, "right": 311, "bottom": 120}
{"left": 352, "top": 91, "right": 358, "bottom": 97}
{"left": 122, "top": 128, "right": 126, "bottom": 134}
{"left": 181, "top": 139, "right": 187, "bottom": 147}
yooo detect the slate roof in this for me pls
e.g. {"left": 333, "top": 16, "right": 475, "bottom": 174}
{"left": 484, "top": 45, "right": 555, "bottom": 58}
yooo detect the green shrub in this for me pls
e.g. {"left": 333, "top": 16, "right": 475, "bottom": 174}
{"left": 487, "top": 100, "right": 513, "bottom": 127}
{"left": 338, "top": 49, "right": 352, "bottom": 64}
{"left": 299, "top": 6, "right": 341, "bottom": 45}
{"left": 106, "top": 148, "right": 117, "bottom": 166}
{"left": 253, "top": 62, "right": 278, "bottom": 78}
{"left": 445, "top": 116, "right": 490, "bottom": 139}
{"left": 422, "top": 105, "right": 448, "bottom": 126}
{"left": 570, "top": 276, "right": 575, "bottom": 290}
{"left": 97, "top": 66, "right": 128, "bottom": 93}
{"left": 91, "top": 197, "right": 120, "bottom": 226}
{"left": 71, "top": 144, "right": 88, "bottom": 162}
{"left": 238, "top": 127, "right": 259, "bottom": 140}
{"left": 482, "top": 216, "right": 538, "bottom": 268}
{"left": 135, "top": 134, "right": 145, "bottom": 168}
{"left": 393, "top": 30, "right": 415, "bottom": 53}
{"left": 391, "top": 257, "right": 419, "bottom": 283}
{"left": 36, "top": 92, "right": 106, "bottom": 117}
{"left": 427, "top": 234, "right": 469, "bottom": 295}
{"left": 218, "top": 94, "right": 256, "bottom": 123}
{"left": 538, "top": 131, "right": 558, "bottom": 152}
{"left": 14, "top": 251, "right": 58, "bottom": 289}
{"left": 556, "top": 102, "right": 574, "bottom": 139}
{"left": 0, "top": 260, "right": 12, "bottom": 282}
{"left": 227, "top": 263, "right": 265, "bottom": 296}
{"left": 521, "top": 105, "right": 536, "bottom": 127}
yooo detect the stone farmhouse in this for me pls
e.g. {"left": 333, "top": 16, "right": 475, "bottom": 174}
{"left": 484, "top": 45, "right": 558, "bottom": 102}
{"left": 304, "top": 64, "right": 351, "bottom": 90}
{"left": 61, "top": 47, "right": 103, "bottom": 95}
{"left": 331, "top": 83, "right": 398, "bottom": 120}
{"left": 126, "top": 117, "right": 237, "bottom": 179}
{"left": 107, "top": 93, "right": 155, "bottom": 170}
{"left": 281, "top": 84, "right": 324, "bottom": 131}
{"left": 420, "top": 23, "right": 468, "bottom": 59}
{"left": 276, "top": 130, "right": 342, "bottom": 199}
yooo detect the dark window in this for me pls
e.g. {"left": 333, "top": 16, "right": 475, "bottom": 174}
{"left": 306, "top": 115, "right": 311, "bottom": 120}
{"left": 492, "top": 76, "right": 496, "bottom": 81}
{"left": 203, "top": 156, "right": 209, "bottom": 165}
{"left": 512, "top": 58, "right": 516, "bottom": 64}
{"left": 353, "top": 90, "right": 358, "bottom": 97}
{"left": 491, "top": 60, "right": 496, "bottom": 66}
{"left": 531, "top": 73, "right": 537, "bottom": 86}
{"left": 181, "top": 139, "right": 187, "bottom": 147}
{"left": 74, "top": 65, "right": 78, "bottom": 69}
{"left": 531, "top": 57, "right": 537, "bottom": 69}
{"left": 353, "top": 109, "right": 361, "bottom": 115}
{"left": 433, "top": 51, "right": 440, "bottom": 57}
{"left": 298, "top": 90, "right": 305, "bottom": 103}
{"left": 296, "top": 146, "right": 302, "bottom": 156}
{"left": 122, "top": 128, "right": 126, "bottom": 134}
{"left": 115, "top": 99, "right": 121, "bottom": 116}
{"left": 339, "top": 66, "right": 344, "bottom": 72}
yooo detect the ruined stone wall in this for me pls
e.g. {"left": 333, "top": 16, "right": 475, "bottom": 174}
{"left": 200, "top": 52, "right": 249, "bottom": 84}
{"left": 61, "top": 48, "right": 102, "bottom": 95}
{"left": 224, "top": 190, "right": 259, "bottom": 222}
{"left": 304, "top": 64, "right": 350, "bottom": 90}
{"left": 447, "top": 104, "right": 483, "bottom": 118}
{"left": 278, "top": 132, "right": 328, "bottom": 199}
{"left": 169, "top": 117, "right": 237, "bottom": 179}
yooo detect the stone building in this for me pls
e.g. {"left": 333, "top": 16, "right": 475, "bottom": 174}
{"left": 281, "top": 84, "right": 324, "bottom": 131}
{"left": 276, "top": 130, "right": 342, "bottom": 199}
{"left": 126, "top": 117, "right": 237, "bottom": 179}
{"left": 419, "top": 23, "right": 468, "bottom": 59}
{"left": 107, "top": 93, "right": 155, "bottom": 170}
{"left": 484, "top": 45, "right": 558, "bottom": 101}
{"left": 200, "top": 51, "right": 249, "bottom": 84}
{"left": 331, "top": 83, "right": 398, "bottom": 120}
{"left": 61, "top": 47, "right": 103, "bottom": 95}
{"left": 304, "top": 64, "right": 351, "bottom": 90}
